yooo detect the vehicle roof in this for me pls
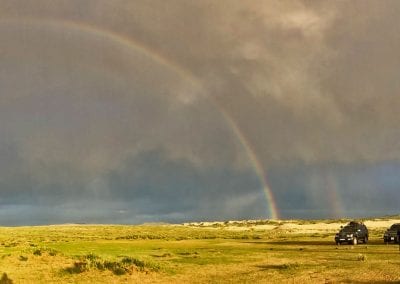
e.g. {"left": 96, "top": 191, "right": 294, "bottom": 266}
{"left": 348, "top": 221, "right": 364, "bottom": 226}
{"left": 342, "top": 221, "right": 367, "bottom": 230}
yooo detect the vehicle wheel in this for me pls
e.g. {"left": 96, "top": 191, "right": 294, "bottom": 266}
{"left": 352, "top": 238, "right": 358, "bottom": 245}
{"left": 364, "top": 236, "right": 368, "bottom": 244}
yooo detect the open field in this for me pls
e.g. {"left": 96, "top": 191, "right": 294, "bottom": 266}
{"left": 1, "top": 217, "right": 400, "bottom": 283}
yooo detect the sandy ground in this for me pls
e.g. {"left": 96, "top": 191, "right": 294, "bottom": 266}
{"left": 363, "top": 219, "right": 400, "bottom": 229}
{"left": 279, "top": 219, "right": 400, "bottom": 234}
{"left": 184, "top": 218, "right": 400, "bottom": 233}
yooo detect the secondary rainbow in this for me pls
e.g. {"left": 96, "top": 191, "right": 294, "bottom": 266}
{"left": 0, "top": 17, "right": 279, "bottom": 219}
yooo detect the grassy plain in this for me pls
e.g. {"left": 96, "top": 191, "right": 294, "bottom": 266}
{"left": 0, "top": 217, "right": 400, "bottom": 283}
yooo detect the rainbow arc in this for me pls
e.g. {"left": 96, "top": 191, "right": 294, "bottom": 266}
{"left": 0, "top": 17, "right": 279, "bottom": 219}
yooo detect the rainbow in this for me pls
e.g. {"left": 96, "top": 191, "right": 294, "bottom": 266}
{"left": 218, "top": 108, "right": 279, "bottom": 219}
{"left": 0, "top": 17, "right": 279, "bottom": 219}
{"left": 324, "top": 172, "right": 344, "bottom": 219}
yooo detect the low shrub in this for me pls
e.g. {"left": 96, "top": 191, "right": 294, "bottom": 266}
{"left": 64, "top": 262, "right": 88, "bottom": 274}
{"left": 0, "top": 273, "right": 12, "bottom": 284}
{"left": 357, "top": 254, "right": 367, "bottom": 261}
{"left": 63, "top": 255, "right": 160, "bottom": 275}
{"left": 18, "top": 255, "right": 28, "bottom": 261}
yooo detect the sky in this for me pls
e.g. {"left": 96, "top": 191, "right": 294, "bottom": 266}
{"left": 0, "top": 1, "right": 399, "bottom": 225}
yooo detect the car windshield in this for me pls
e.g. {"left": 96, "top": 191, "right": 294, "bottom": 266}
{"left": 390, "top": 224, "right": 400, "bottom": 230}
{"left": 341, "top": 226, "right": 355, "bottom": 232}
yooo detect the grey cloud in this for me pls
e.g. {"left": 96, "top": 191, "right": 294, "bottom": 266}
{"left": 104, "top": 149, "right": 267, "bottom": 220}
{"left": 0, "top": 147, "right": 268, "bottom": 225}
{"left": 0, "top": 1, "right": 399, "bottom": 223}
{"left": 271, "top": 161, "right": 400, "bottom": 219}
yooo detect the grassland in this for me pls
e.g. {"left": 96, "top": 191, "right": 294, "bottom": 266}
{"left": 1, "top": 217, "right": 400, "bottom": 283}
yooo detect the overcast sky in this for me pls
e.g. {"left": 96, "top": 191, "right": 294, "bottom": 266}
{"left": 0, "top": 1, "right": 399, "bottom": 225}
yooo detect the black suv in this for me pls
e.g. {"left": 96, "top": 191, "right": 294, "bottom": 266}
{"left": 335, "top": 221, "right": 368, "bottom": 245}
{"left": 383, "top": 223, "right": 400, "bottom": 243}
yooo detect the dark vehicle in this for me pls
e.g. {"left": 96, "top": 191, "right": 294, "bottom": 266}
{"left": 335, "top": 221, "right": 368, "bottom": 245}
{"left": 383, "top": 223, "right": 400, "bottom": 243}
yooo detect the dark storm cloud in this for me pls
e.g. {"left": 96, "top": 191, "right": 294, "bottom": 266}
{"left": 270, "top": 161, "right": 400, "bottom": 219}
{"left": 104, "top": 149, "right": 267, "bottom": 221}
{"left": 0, "top": 146, "right": 268, "bottom": 225}
{"left": 0, "top": 1, "right": 400, "bottom": 224}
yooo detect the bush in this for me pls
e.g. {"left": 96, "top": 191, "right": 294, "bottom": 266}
{"left": 103, "top": 261, "right": 127, "bottom": 275}
{"left": 47, "top": 249, "right": 58, "bottom": 256}
{"left": 121, "top": 257, "right": 145, "bottom": 269}
{"left": 357, "top": 254, "right": 367, "bottom": 261}
{"left": 64, "top": 262, "right": 88, "bottom": 274}
{"left": 32, "top": 247, "right": 58, "bottom": 256}
{"left": 0, "top": 272, "right": 13, "bottom": 284}
{"left": 18, "top": 255, "right": 28, "bottom": 261}
{"left": 63, "top": 255, "right": 160, "bottom": 275}
{"left": 85, "top": 253, "right": 98, "bottom": 262}
{"left": 0, "top": 273, "right": 13, "bottom": 284}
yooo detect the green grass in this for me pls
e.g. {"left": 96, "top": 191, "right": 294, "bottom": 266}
{"left": 0, "top": 221, "right": 399, "bottom": 283}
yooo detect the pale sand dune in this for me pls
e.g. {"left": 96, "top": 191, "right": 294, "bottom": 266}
{"left": 184, "top": 218, "right": 400, "bottom": 233}
{"left": 363, "top": 219, "right": 400, "bottom": 229}
{"left": 277, "top": 219, "right": 400, "bottom": 234}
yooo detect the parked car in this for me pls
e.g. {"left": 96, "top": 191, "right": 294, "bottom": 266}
{"left": 335, "top": 221, "right": 368, "bottom": 245}
{"left": 383, "top": 223, "right": 400, "bottom": 243}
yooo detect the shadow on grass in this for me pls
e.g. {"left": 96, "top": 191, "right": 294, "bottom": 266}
{"left": 255, "top": 263, "right": 300, "bottom": 271}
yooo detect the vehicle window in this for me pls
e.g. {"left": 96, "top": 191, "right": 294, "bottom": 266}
{"left": 390, "top": 224, "right": 400, "bottom": 230}
{"left": 342, "top": 226, "right": 354, "bottom": 232}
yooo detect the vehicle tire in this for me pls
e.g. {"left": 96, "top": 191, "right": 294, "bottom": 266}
{"left": 352, "top": 238, "right": 358, "bottom": 245}
{"left": 364, "top": 236, "right": 368, "bottom": 244}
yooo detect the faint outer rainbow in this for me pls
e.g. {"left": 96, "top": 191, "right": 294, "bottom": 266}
{"left": 324, "top": 172, "right": 344, "bottom": 219}
{"left": 0, "top": 17, "right": 279, "bottom": 219}
{"left": 217, "top": 108, "right": 279, "bottom": 219}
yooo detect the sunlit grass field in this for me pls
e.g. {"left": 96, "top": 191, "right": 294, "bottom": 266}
{"left": 1, "top": 218, "right": 400, "bottom": 283}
